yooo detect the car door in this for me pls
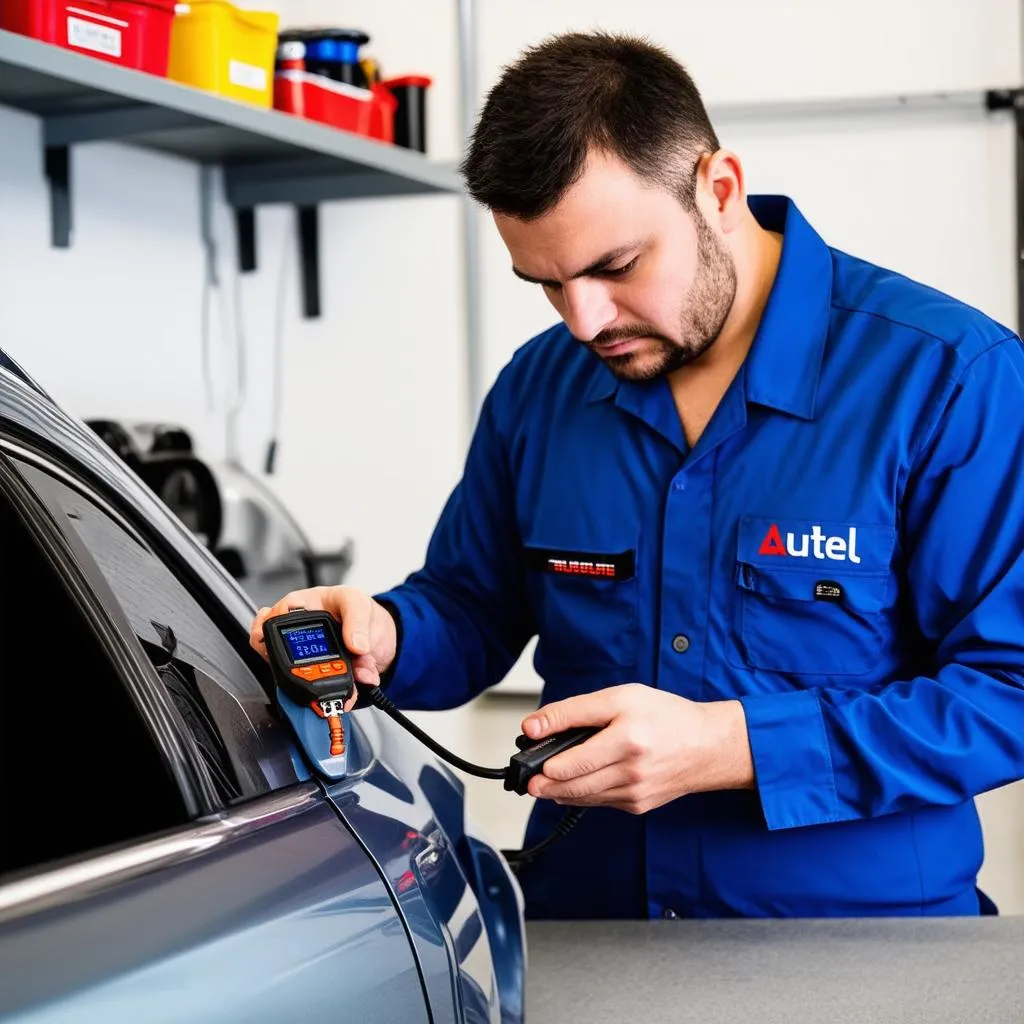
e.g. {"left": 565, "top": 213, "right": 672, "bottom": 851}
{"left": 0, "top": 442, "right": 432, "bottom": 1024}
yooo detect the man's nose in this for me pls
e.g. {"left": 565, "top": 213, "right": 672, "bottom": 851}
{"left": 560, "top": 280, "right": 617, "bottom": 343}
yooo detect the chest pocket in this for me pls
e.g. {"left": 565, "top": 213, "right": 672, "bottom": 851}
{"left": 524, "top": 541, "right": 639, "bottom": 672}
{"left": 729, "top": 516, "right": 896, "bottom": 676}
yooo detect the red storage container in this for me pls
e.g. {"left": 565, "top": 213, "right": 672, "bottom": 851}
{"left": 0, "top": 0, "right": 178, "bottom": 76}
{"left": 366, "top": 82, "right": 397, "bottom": 143}
{"left": 275, "top": 70, "right": 396, "bottom": 143}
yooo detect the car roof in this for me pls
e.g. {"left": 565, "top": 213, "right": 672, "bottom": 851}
{"left": 0, "top": 351, "right": 124, "bottom": 470}
{"left": 0, "top": 349, "right": 49, "bottom": 399}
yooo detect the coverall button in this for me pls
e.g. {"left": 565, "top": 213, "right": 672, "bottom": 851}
{"left": 671, "top": 634, "right": 690, "bottom": 653}
{"left": 662, "top": 908, "right": 678, "bottom": 919}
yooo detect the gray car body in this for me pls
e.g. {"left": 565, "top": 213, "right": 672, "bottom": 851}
{"left": 0, "top": 351, "right": 526, "bottom": 1023}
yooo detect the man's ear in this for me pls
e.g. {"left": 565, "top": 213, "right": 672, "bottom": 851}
{"left": 699, "top": 149, "right": 746, "bottom": 233}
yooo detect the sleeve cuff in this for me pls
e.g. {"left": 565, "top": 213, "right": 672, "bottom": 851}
{"left": 366, "top": 587, "right": 430, "bottom": 706}
{"left": 739, "top": 689, "right": 839, "bottom": 831}
{"left": 375, "top": 598, "right": 403, "bottom": 688}
{"left": 352, "top": 595, "right": 403, "bottom": 710}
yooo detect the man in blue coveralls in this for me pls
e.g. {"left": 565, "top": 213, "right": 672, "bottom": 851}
{"left": 253, "top": 32, "right": 1024, "bottom": 919}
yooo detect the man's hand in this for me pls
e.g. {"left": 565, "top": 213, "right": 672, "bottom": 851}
{"left": 521, "top": 684, "right": 755, "bottom": 814}
{"left": 249, "top": 586, "right": 398, "bottom": 713}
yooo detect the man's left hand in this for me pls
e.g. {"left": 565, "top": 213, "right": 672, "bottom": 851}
{"left": 521, "top": 684, "right": 755, "bottom": 814}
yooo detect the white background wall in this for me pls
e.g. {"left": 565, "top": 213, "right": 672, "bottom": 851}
{"left": 1, "top": 0, "right": 1022, "bottom": 911}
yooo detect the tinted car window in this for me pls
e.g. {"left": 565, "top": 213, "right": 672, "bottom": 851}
{"left": 0, "top": 474, "right": 189, "bottom": 877}
{"left": 19, "top": 461, "right": 277, "bottom": 801}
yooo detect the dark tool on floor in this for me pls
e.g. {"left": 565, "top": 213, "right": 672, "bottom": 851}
{"left": 263, "top": 609, "right": 596, "bottom": 870}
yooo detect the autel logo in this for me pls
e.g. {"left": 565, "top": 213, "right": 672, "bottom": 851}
{"left": 758, "top": 523, "right": 861, "bottom": 563}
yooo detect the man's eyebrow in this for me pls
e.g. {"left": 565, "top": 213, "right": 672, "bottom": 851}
{"left": 511, "top": 243, "right": 641, "bottom": 287}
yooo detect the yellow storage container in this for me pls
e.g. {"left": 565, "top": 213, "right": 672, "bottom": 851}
{"left": 168, "top": 1, "right": 279, "bottom": 108}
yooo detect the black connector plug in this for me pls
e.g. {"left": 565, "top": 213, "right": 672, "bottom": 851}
{"left": 504, "top": 726, "right": 600, "bottom": 795}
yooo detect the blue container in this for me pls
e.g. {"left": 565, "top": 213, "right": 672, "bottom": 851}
{"left": 285, "top": 28, "right": 370, "bottom": 88}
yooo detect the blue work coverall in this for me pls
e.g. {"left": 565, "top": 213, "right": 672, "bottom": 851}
{"left": 375, "top": 195, "right": 1024, "bottom": 919}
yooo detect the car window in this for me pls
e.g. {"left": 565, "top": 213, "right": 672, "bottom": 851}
{"left": 17, "top": 460, "right": 280, "bottom": 802}
{"left": 0, "top": 470, "right": 190, "bottom": 878}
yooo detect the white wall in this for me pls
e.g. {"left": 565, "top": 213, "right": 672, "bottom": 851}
{"left": 1, "top": 0, "right": 1022, "bottom": 912}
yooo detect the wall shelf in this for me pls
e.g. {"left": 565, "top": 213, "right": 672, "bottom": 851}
{"left": 0, "top": 29, "right": 464, "bottom": 316}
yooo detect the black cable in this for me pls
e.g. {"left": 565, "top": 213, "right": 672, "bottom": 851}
{"left": 362, "top": 686, "right": 507, "bottom": 780}
{"left": 361, "top": 685, "right": 589, "bottom": 867}
{"left": 502, "top": 807, "right": 588, "bottom": 870}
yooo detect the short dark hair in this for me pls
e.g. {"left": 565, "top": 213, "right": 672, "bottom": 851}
{"left": 461, "top": 31, "right": 720, "bottom": 219}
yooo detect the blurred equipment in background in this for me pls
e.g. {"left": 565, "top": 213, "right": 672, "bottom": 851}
{"left": 87, "top": 419, "right": 353, "bottom": 608}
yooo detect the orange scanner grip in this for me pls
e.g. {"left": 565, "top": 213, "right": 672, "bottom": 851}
{"left": 310, "top": 700, "right": 346, "bottom": 756}
{"left": 327, "top": 715, "right": 345, "bottom": 756}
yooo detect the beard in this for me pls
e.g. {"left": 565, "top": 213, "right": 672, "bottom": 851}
{"left": 587, "top": 212, "right": 737, "bottom": 382}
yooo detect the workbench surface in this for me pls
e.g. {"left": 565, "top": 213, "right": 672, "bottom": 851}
{"left": 524, "top": 918, "right": 1024, "bottom": 1023}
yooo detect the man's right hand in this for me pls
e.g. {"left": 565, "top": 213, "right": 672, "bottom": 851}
{"left": 249, "top": 586, "right": 398, "bottom": 692}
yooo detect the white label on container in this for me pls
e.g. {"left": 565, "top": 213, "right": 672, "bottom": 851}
{"left": 229, "top": 60, "right": 267, "bottom": 93}
{"left": 67, "top": 16, "right": 122, "bottom": 58}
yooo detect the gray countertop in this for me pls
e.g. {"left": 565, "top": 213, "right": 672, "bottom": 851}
{"left": 524, "top": 919, "right": 1024, "bottom": 1023}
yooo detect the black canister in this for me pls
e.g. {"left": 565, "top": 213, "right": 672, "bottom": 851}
{"left": 382, "top": 75, "right": 431, "bottom": 152}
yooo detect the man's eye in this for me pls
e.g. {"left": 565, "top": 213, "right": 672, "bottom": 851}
{"left": 602, "top": 257, "right": 639, "bottom": 278}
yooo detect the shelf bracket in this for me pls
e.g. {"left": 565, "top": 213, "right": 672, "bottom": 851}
{"left": 44, "top": 145, "right": 71, "bottom": 248}
{"left": 198, "top": 165, "right": 219, "bottom": 287}
{"left": 297, "top": 205, "right": 321, "bottom": 319}
{"left": 235, "top": 208, "right": 257, "bottom": 273}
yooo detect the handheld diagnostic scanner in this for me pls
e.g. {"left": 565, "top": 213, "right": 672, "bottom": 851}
{"left": 263, "top": 610, "right": 355, "bottom": 759}
{"left": 262, "top": 610, "right": 597, "bottom": 867}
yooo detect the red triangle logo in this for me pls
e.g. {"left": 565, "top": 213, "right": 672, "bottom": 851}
{"left": 758, "top": 523, "right": 787, "bottom": 556}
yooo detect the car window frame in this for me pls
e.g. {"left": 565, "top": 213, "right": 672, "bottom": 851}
{"left": 0, "top": 436, "right": 305, "bottom": 801}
